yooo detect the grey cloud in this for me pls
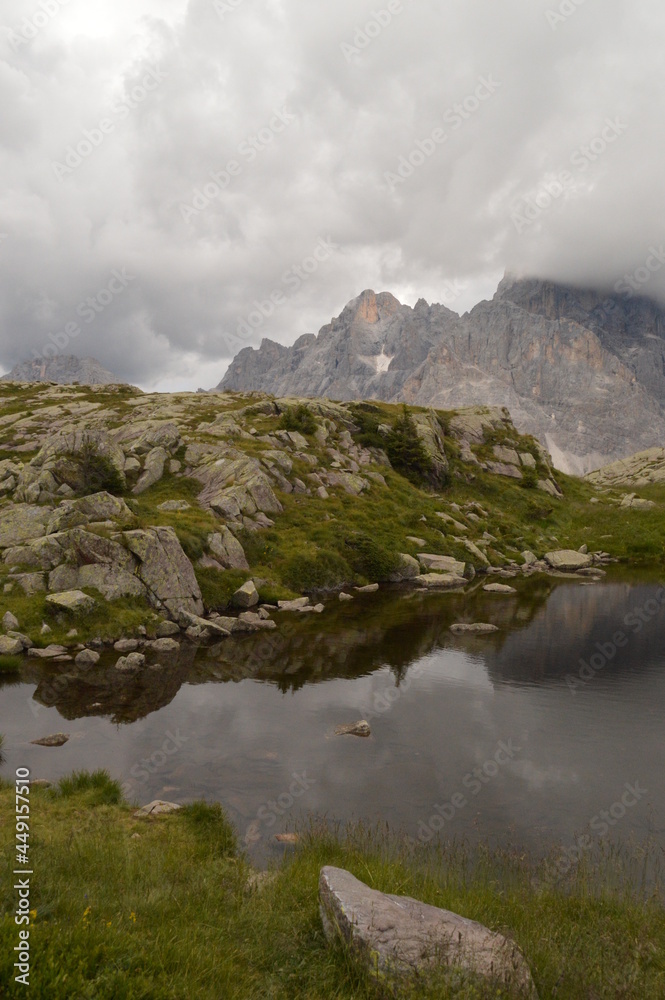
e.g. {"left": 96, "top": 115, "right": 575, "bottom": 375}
{"left": 1, "top": 0, "right": 664, "bottom": 388}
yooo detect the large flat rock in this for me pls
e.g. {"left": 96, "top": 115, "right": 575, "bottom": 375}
{"left": 319, "top": 866, "right": 537, "bottom": 995}
{"left": 544, "top": 549, "right": 593, "bottom": 571}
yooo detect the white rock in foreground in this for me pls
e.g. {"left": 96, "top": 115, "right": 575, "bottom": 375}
{"left": 133, "top": 800, "right": 182, "bottom": 818}
{"left": 319, "top": 866, "right": 537, "bottom": 996}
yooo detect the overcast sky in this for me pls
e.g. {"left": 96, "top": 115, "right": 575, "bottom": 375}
{"left": 1, "top": 0, "right": 663, "bottom": 390}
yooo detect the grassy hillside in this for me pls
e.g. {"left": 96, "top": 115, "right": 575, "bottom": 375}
{"left": 0, "top": 773, "right": 662, "bottom": 999}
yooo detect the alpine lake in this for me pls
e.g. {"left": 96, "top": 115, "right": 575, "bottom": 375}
{"left": 1, "top": 567, "right": 663, "bottom": 875}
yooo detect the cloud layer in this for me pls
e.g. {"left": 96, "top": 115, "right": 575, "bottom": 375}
{"left": 1, "top": 0, "right": 664, "bottom": 389}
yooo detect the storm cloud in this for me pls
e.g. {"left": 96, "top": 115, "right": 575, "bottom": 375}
{"left": 1, "top": 0, "right": 663, "bottom": 389}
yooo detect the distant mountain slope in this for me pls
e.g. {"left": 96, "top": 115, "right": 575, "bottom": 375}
{"left": 217, "top": 279, "right": 665, "bottom": 475}
{"left": 1, "top": 355, "right": 119, "bottom": 386}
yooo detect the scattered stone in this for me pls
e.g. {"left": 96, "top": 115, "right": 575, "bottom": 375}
{"left": 40, "top": 623, "right": 51, "bottom": 635}
{"left": 335, "top": 720, "right": 371, "bottom": 738}
{"left": 208, "top": 528, "right": 250, "bottom": 571}
{"left": 521, "top": 550, "right": 538, "bottom": 566}
{"left": 232, "top": 580, "right": 259, "bottom": 609}
{"left": 75, "top": 648, "right": 100, "bottom": 668}
{"left": 388, "top": 553, "right": 421, "bottom": 582}
{"left": 354, "top": 584, "right": 379, "bottom": 594}
{"left": 416, "top": 573, "right": 467, "bottom": 589}
{"left": 544, "top": 550, "right": 593, "bottom": 571}
{"left": 538, "top": 478, "right": 563, "bottom": 497}
{"left": 406, "top": 536, "right": 427, "bottom": 547}
{"left": 275, "top": 832, "right": 300, "bottom": 844}
{"left": 417, "top": 554, "right": 466, "bottom": 575}
{"left": 278, "top": 598, "right": 311, "bottom": 611}
{"left": 156, "top": 621, "right": 181, "bottom": 638}
{"left": 133, "top": 800, "right": 182, "bottom": 818}
{"left": 319, "top": 867, "right": 537, "bottom": 995}
{"left": 450, "top": 623, "right": 499, "bottom": 634}
{"left": 0, "top": 635, "right": 24, "bottom": 656}
{"left": 150, "top": 637, "right": 180, "bottom": 653}
{"left": 339, "top": 592, "right": 353, "bottom": 602}
{"left": 114, "top": 638, "right": 139, "bottom": 653}
{"left": 493, "top": 444, "right": 521, "bottom": 466}
{"left": 45, "top": 590, "right": 96, "bottom": 614}
{"left": 2, "top": 611, "right": 19, "bottom": 631}
{"left": 28, "top": 644, "right": 68, "bottom": 658}
{"left": 483, "top": 583, "right": 517, "bottom": 594}
{"left": 31, "top": 733, "right": 69, "bottom": 747}
{"left": 115, "top": 652, "right": 145, "bottom": 673}
{"left": 14, "top": 573, "right": 47, "bottom": 596}
{"left": 578, "top": 544, "right": 588, "bottom": 554}
{"left": 133, "top": 446, "right": 167, "bottom": 494}
{"left": 174, "top": 609, "right": 231, "bottom": 638}
{"left": 158, "top": 500, "right": 191, "bottom": 512}
{"left": 6, "top": 631, "right": 33, "bottom": 650}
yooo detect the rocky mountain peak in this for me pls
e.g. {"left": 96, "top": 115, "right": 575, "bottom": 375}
{"left": 0, "top": 355, "right": 119, "bottom": 386}
{"left": 216, "top": 277, "right": 665, "bottom": 474}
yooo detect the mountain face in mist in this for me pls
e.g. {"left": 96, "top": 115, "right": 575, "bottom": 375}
{"left": 217, "top": 279, "right": 665, "bottom": 474}
{"left": 0, "top": 355, "right": 119, "bottom": 386}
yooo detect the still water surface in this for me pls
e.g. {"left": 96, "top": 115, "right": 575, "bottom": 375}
{"left": 1, "top": 572, "right": 663, "bottom": 864}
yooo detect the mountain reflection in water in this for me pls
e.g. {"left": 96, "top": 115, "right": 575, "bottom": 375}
{"left": 1, "top": 572, "right": 663, "bottom": 866}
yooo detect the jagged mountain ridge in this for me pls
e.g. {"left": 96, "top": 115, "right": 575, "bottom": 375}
{"left": 0, "top": 355, "right": 119, "bottom": 385}
{"left": 218, "top": 279, "right": 665, "bottom": 474}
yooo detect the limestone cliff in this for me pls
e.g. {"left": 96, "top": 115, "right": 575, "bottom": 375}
{"left": 217, "top": 279, "right": 665, "bottom": 474}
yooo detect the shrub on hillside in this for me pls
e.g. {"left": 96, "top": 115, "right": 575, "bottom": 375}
{"left": 342, "top": 531, "right": 400, "bottom": 582}
{"left": 279, "top": 404, "right": 317, "bottom": 436}
{"left": 282, "top": 550, "right": 350, "bottom": 591}
{"left": 60, "top": 443, "right": 125, "bottom": 496}
{"left": 385, "top": 407, "right": 434, "bottom": 486}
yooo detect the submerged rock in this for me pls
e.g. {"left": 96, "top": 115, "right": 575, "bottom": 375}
{"left": 335, "top": 720, "right": 371, "bottom": 738}
{"left": 450, "top": 623, "right": 499, "bottom": 634}
{"left": 31, "top": 733, "right": 70, "bottom": 747}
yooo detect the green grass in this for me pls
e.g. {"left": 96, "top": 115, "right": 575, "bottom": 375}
{"left": 0, "top": 590, "right": 160, "bottom": 646}
{"left": 0, "top": 776, "right": 662, "bottom": 998}
{"left": 0, "top": 654, "right": 22, "bottom": 674}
